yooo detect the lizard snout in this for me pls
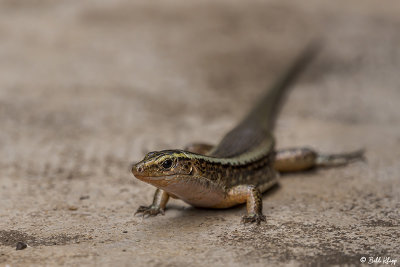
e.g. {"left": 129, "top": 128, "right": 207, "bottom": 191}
{"left": 131, "top": 162, "right": 145, "bottom": 176}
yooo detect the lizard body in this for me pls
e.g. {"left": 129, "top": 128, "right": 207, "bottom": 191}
{"left": 131, "top": 44, "right": 363, "bottom": 224}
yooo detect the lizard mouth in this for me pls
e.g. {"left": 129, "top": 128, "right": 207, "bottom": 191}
{"left": 133, "top": 173, "right": 176, "bottom": 180}
{"left": 133, "top": 173, "right": 182, "bottom": 189}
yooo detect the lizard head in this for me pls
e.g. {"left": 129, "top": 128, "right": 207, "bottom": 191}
{"left": 131, "top": 150, "right": 195, "bottom": 187}
{"left": 132, "top": 150, "right": 227, "bottom": 207}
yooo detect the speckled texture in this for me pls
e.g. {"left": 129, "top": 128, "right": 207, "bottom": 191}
{"left": 0, "top": 0, "right": 399, "bottom": 266}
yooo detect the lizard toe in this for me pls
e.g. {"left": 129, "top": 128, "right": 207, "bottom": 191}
{"left": 241, "top": 213, "right": 266, "bottom": 225}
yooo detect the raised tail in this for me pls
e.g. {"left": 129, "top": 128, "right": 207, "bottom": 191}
{"left": 210, "top": 42, "right": 321, "bottom": 158}
{"left": 242, "top": 41, "right": 322, "bottom": 131}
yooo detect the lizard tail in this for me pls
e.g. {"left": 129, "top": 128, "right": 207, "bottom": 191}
{"left": 242, "top": 41, "right": 322, "bottom": 131}
{"left": 210, "top": 41, "right": 322, "bottom": 158}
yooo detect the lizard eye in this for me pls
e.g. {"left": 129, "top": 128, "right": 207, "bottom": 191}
{"left": 161, "top": 159, "right": 173, "bottom": 170}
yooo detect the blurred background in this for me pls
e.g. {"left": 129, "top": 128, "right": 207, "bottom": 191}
{"left": 0, "top": 0, "right": 399, "bottom": 266}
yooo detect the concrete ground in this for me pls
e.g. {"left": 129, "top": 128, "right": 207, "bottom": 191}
{"left": 0, "top": 0, "right": 399, "bottom": 266}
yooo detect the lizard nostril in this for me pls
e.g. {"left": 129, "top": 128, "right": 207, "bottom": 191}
{"left": 131, "top": 163, "right": 144, "bottom": 174}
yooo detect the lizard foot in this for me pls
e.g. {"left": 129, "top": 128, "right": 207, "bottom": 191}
{"left": 241, "top": 213, "right": 266, "bottom": 225}
{"left": 135, "top": 205, "right": 165, "bottom": 217}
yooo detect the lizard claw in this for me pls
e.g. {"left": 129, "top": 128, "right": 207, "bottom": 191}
{"left": 241, "top": 213, "right": 266, "bottom": 225}
{"left": 135, "top": 205, "right": 165, "bottom": 217}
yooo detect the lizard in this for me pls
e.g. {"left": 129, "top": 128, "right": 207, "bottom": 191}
{"left": 131, "top": 43, "right": 364, "bottom": 224}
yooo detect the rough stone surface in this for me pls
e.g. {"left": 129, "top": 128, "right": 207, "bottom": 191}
{"left": 0, "top": 0, "right": 399, "bottom": 266}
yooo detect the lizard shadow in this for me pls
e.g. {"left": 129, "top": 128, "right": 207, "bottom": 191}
{"left": 143, "top": 168, "right": 344, "bottom": 230}
{"left": 148, "top": 183, "right": 281, "bottom": 228}
{"left": 143, "top": 163, "right": 365, "bottom": 231}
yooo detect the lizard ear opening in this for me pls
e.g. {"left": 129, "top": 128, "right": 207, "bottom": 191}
{"left": 185, "top": 161, "right": 194, "bottom": 175}
{"left": 189, "top": 166, "right": 194, "bottom": 175}
{"left": 179, "top": 161, "right": 194, "bottom": 175}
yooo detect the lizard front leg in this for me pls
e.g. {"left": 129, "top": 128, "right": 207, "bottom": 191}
{"left": 224, "top": 185, "right": 266, "bottom": 224}
{"left": 135, "top": 188, "right": 170, "bottom": 217}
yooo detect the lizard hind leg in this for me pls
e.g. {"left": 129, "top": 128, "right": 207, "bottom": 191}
{"left": 184, "top": 143, "right": 214, "bottom": 155}
{"left": 274, "top": 147, "right": 365, "bottom": 172}
{"left": 316, "top": 149, "right": 365, "bottom": 167}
